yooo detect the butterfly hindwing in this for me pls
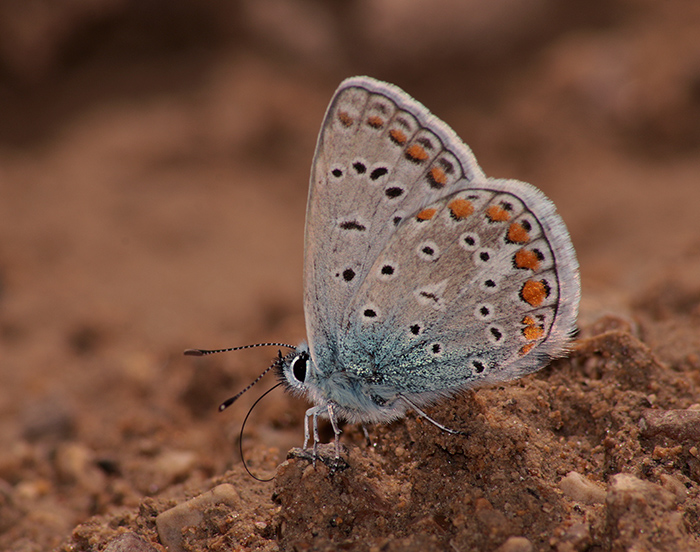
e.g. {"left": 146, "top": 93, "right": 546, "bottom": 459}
{"left": 342, "top": 179, "right": 579, "bottom": 398}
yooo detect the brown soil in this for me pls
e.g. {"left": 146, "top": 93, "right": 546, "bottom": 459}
{"left": 1, "top": 1, "right": 700, "bottom": 551}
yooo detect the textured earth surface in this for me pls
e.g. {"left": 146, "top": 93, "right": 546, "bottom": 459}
{"left": 1, "top": 1, "right": 700, "bottom": 550}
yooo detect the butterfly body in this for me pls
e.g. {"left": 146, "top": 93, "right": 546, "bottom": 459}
{"left": 276, "top": 76, "right": 579, "bottom": 454}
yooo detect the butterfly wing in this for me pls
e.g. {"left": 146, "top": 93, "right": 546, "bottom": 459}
{"left": 304, "top": 76, "right": 579, "bottom": 420}
{"left": 344, "top": 180, "right": 579, "bottom": 404}
{"left": 304, "top": 77, "right": 485, "bottom": 371}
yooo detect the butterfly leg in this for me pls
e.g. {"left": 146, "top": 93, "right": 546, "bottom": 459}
{"left": 293, "top": 404, "right": 349, "bottom": 472}
{"left": 303, "top": 405, "right": 323, "bottom": 450}
{"left": 399, "top": 396, "right": 467, "bottom": 436}
{"left": 303, "top": 408, "right": 312, "bottom": 450}
{"left": 302, "top": 405, "right": 330, "bottom": 462}
{"left": 312, "top": 409, "right": 320, "bottom": 458}
{"left": 326, "top": 402, "right": 342, "bottom": 459}
{"left": 361, "top": 425, "right": 372, "bottom": 447}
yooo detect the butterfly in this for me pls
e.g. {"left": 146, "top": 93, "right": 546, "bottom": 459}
{"left": 190, "top": 76, "right": 580, "bottom": 461}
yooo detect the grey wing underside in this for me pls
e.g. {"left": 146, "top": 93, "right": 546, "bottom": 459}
{"left": 304, "top": 77, "right": 579, "bottom": 397}
{"left": 303, "top": 77, "right": 484, "bottom": 370}
{"left": 342, "top": 180, "right": 580, "bottom": 397}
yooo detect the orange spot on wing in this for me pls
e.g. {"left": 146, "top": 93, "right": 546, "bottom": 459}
{"left": 522, "top": 313, "right": 545, "bottom": 342}
{"left": 338, "top": 111, "right": 353, "bottom": 127}
{"left": 406, "top": 144, "right": 429, "bottom": 162}
{"left": 389, "top": 129, "right": 407, "bottom": 145}
{"left": 514, "top": 249, "right": 540, "bottom": 271}
{"left": 507, "top": 222, "right": 530, "bottom": 243}
{"left": 416, "top": 208, "right": 437, "bottom": 221}
{"left": 428, "top": 167, "right": 447, "bottom": 187}
{"left": 519, "top": 342, "right": 536, "bottom": 356}
{"left": 520, "top": 280, "right": 549, "bottom": 307}
{"left": 448, "top": 198, "right": 474, "bottom": 220}
{"left": 367, "top": 115, "right": 384, "bottom": 128}
{"left": 486, "top": 205, "right": 510, "bottom": 222}
{"left": 522, "top": 324, "right": 545, "bottom": 341}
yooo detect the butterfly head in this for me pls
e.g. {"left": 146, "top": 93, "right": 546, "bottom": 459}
{"left": 277, "top": 345, "right": 360, "bottom": 411}
{"left": 277, "top": 342, "right": 419, "bottom": 425}
{"left": 277, "top": 343, "right": 313, "bottom": 393}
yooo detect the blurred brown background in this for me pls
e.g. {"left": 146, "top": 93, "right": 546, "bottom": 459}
{"left": 1, "top": 1, "right": 699, "bottom": 549}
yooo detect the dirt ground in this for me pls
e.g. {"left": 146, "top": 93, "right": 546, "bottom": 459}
{"left": 1, "top": 1, "right": 700, "bottom": 551}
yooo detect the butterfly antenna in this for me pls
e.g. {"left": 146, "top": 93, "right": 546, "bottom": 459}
{"left": 239, "top": 381, "right": 284, "bottom": 482}
{"left": 183, "top": 342, "right": 296, "bottom": 411}
{"left": 184, "top": 342, "right": 296, "bottom": 357}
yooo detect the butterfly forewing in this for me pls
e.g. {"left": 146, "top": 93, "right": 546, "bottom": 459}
{"left": 304, "top": 78, "right": 485, "bottom": 371}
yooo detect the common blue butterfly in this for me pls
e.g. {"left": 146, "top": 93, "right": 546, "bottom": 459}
{"left": 191, "top": 76, "right": 580, "bottom": 461}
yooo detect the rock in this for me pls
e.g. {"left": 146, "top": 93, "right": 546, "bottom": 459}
{"left": 495, "top": 536, "right": 533, "bottom": 552}
{"left": 155, "top": 484, "right": 241, "bottom": 552}
{"left": 604, "top": 474, "right": 688, "bottom": 550}
{"left": 641, "top": 409, "right": 700, "bottom": 442}
{"left": 559, "top": 471, "right": 606, "bottom": 505}
{"left": 152, "top": 450, "right": 198, "bottom": 485}
{"left": 104, "top": 532, "right": 159, "bottom": 552}
{"left": 659, "top": 474, "right": 688, "bottom": 502}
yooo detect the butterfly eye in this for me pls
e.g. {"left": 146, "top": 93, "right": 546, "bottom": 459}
{"left": 290, "top": 353, "right": 309, "bottom": 383}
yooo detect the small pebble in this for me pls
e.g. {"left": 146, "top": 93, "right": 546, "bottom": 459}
{"left": 496, "top": 536, "right": 533, "bottom": 552}
{"left": 608, "top": 474, "right": 677, "bottom": 508}
{"left": 642, "top": 409, "right": 700, "bottom": 442}
{"left": 659, "top": 474, "right": 688, "bottom": 501}
{"left": 104, "top": 532, "right": 159, "bottom": 552}
{"left": 153, "top": 450, "right": 198, "bottom": 485}
{"left": 156, "top": 483, "right": 241, "bottom": 552}
{"left": 559, "top": 471, "right": 606, "bottom": 505}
